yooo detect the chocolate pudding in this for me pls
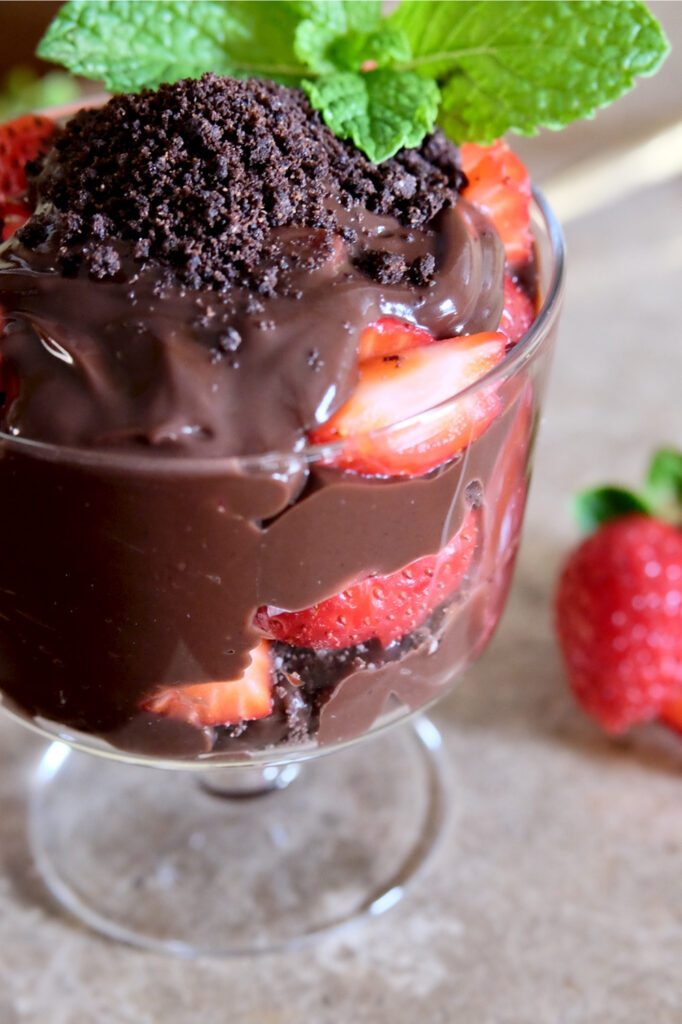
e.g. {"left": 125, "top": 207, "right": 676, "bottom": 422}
{"left": 0, "top": 75, "right": 559, "bottom": 761}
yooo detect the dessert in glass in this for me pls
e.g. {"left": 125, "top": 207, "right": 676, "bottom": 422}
{"left": 0, "top": 76, "right": 564, "bottom": 954}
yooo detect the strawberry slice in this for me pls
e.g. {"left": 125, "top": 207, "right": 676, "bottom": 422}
{"left": 499, "top": 274, "right": 535, "bottom": 346}
{"left": 358, "top": 316, "right": 434, "bottom": 360}
{"left": 460, "top": 140, "right": 532, "bottom": 266}
{"left": 0, "top": 114, "right": 57, "bottom": 201}
{"left": 141, "top": 640, "right": 273, "bottom": 729}
{"left": 309, "top": 331, "right": 506, "bottom": 476}
{"left": 1, "top": 199, "right": 31, "bottom": 241}
{"left": 255, "top": 509, "right": 478, "bottom": 650}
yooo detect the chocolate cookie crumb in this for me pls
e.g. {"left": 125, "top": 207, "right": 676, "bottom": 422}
{"left": 20, "top": 74, "right": 465, "bottom": 292}
{"left": 355, "top": 250, "right": 409, "bottom": 285}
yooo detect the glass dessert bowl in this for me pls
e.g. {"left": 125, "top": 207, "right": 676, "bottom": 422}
{"left": 1, "top": 189, "right": 561, "bottom": 764}
{"left": 0, "top": 189, "right": 563, "bottom": 954}
{"left": 0, "top": 71, "right": 567, "bottom": 953}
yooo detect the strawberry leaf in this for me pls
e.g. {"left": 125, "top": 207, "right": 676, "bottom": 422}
{"left": 645, "top": 449, "right": 682, "bottom": 522}
{"left": 302, "top": 69, "right": 439, "bottom": 162}
{"left": 573, "top": 487, "right": 651, "bottom": 533}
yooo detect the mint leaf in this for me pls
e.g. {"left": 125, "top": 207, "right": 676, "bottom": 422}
{"left": 294, "top": 4, "right": 391, "bottom": 75}
{"left": 303, "top": 69, "right": 439, "bottom": 162}
{"left": 298, "top": 24, "right": 411, "bottom": 74}
{"left": 389, "top": 0, "right": 670, "bottom": 142}
{"left": 645, "top": 449, "right": 682, "bottom": 520}
{"left": 288, "top": 2, "right": 378, "bottom": 34}
{"left": 294, "top": 22, "right": 340, "bottom": 74}
{"left": 329, "top": 29, "right": 412, "bottom": 72}
{"left": 0, "top": 67, "right": 80, "bottom": 120}
{"left": 573, "top": 487, "right": 651, "bottom": 533}
{"left": 287, "top": 2, "right": 380, "bottom": 35}
{"left": 37, "top": 0, "right": 311, "bottom": 92}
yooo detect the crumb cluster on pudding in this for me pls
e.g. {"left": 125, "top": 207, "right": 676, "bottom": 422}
{"left": 0, "top": 74, "right": 560, "bottom": 762}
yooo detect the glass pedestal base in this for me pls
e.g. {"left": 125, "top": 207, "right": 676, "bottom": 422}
{"left": 29, "top": 717, "right": 447, "bottom": 956}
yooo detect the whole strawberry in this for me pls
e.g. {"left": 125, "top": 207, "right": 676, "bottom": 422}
{"left": 555, "top": 449, "right": 682, "bottom": 733}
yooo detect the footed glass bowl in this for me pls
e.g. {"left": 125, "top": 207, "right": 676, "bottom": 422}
{"left": 0, "top": 189, "right": 563, "bottom": 955}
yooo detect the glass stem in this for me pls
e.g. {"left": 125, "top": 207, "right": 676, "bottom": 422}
{"left": 198, "top": 761, "right": 302, "bottom": 799}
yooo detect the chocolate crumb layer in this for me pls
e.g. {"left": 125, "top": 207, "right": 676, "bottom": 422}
{"left": 20, "top": 73, "right": 465, "bottom": 291}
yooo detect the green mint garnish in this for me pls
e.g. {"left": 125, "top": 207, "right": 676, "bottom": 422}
{"left": 298, "top": 24, "right": 411, "bottom": 75}
{"left": 37, "top": 1, "right": 312, "bottom": 91}
{"left": 0, "top": 67, "right": 80, "bottom": 121}
{"left": 37, "top": 0, "right": 669, "bottom": 162}
{"left": 388, "top": 0, "right": 670, "bottom": 143}
{"left": 303, "top": 70, "right": 440, "bottom": 162}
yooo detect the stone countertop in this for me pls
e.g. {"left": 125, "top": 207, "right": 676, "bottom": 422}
{"left": 1, "top": 5, "right": 681, "bottom": 1021}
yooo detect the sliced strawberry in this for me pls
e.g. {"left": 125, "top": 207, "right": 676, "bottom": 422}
{"left": 0, "top": 114, "right": 57, "bottom": 201}
{"left": 460, "top": 140, "right": 532, "bottom": 266}
{"left": 1, "top": 199, "right": 31, "bottom": 241}
{"left": 358, "top": 316, "right": 434, "bottom": 361}
{"left": 256, "top": 509, "right": 478, "bottom": 650}
{"left": 499, "top": 274, "right": 535, "bottom": 346}
{"left": 141, "top": 640, "right": 273, "bottom": 729}
{"left": 310, "top": 331, "right": 506, "bottom": 476}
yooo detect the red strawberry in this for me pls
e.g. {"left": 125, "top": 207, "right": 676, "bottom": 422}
{"left": 499, "top": 274, "right": 535, "bottom": 346}
{"left": 309, "top": 331, "right": 506, "bottom": 476}
{"left": 660, "top": 693, "right": 682, "bottom": 734}
{"left": 358, "top": 316, "right": 434, "bottom": 360}
{"left": 141, "top": 640, "right": 273, "bottom": 728}
{"left": 0, "top": 114, "right": 57, "bottom": 201}
{"left": 460, "top": 140, "right": 532, "bottom": 266}
{"left": 556, "top": 515, "right": 682, "bottom": 733}
{"left": 255, "top": 508, "right": 478, "bottom": 650}
{"left": 1, "top": 199, "right": 31, "bottom": 241}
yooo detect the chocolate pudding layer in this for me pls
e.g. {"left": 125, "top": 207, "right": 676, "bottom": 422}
{"left": 0, "top": 367, "right": 553, "bottom": 761}
{"left": 0, "top": 78, "right": 557, "bottom": 762}
{"left": 0, "top": 194, "right": 502, "bottom": 456}
{"left": 0, "top": 75, "right": 503, "bottom": 458}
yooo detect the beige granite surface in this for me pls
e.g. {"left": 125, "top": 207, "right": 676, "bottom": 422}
{"left": 1, "top": 5, "right": 681, "bottom": 1022}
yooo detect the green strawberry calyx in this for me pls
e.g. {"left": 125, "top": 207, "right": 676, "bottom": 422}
{"left": 574, "top": 449, "right": 682, "bottom": 533}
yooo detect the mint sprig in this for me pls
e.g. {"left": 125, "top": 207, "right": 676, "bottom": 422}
{"left": 37, "top": 0, "right": 669, "bottom": 163}
{"left": 303, "top": 69, "right": 440, "bottom": 162}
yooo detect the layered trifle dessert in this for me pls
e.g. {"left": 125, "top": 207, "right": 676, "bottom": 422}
{"left": 0, "top": 74, "right": 556, "bottom": 760}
